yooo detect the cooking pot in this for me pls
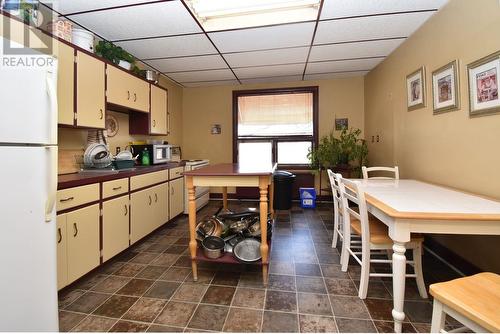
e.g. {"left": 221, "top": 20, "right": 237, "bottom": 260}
{"left": 201, "top": 236, "right": 225, "bottom": 259}
{"left": 144, "top": 70, "right": 159, "bottom": 84}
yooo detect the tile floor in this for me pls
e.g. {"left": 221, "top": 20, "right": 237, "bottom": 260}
{"left": 58, "top": 201, "right": 463, "bottom": 333}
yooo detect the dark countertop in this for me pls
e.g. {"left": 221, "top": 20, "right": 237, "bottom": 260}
{"left": 58, "top": 162, "right": 185, "bottom": 190}
{"left": 183, "top": 163, "right": 277, "bottom": 177}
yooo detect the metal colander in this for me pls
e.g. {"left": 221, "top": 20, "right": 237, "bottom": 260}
{"left": 233, "top": 238, "right": 262, "bottom": 262}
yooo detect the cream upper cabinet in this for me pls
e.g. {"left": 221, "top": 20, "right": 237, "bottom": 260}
{"left": 66, "top": 204, "right": 100, "bottom": 284}
{"left": 130, "top": 187, "right": 153, "bottom": 244}
{"left": 169, "top": 177, "right": 184, "bottom": 219}
{"left": 150, "top": 85, "right": 168, "bottom": 135}
{"left": 56, "top": 214, "right": 68, "bottom": 290}
{"left": 107, "top": 66, "right": 149, "bottom": 113}
{"left": 56, "top": 42, "right": 74, "bottom": 125}
{"left": 76, "top": 51, "right": 105, "bottom": 129}
{"left": 102, "top": 195, "right": 130, "bottom": 261}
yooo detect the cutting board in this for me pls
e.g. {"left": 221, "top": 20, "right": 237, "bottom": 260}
{"left": 58, "top": 149, "right": 84, "bottom": 175}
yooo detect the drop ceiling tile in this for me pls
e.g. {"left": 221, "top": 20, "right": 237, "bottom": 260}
{"left": 224, "top": 47, "right": 310, "bottom": 68}
{"left": 147, "top": 55, "right": 227, "bottom": 73}
{"left": 306, "top": 58, "right": 383, "bottom": 74}
{"left": 310, "top": 38, "right": 403, "bottom": 61}
{"left": 234, "top": 63, "right": 305, "bottom": 79}
{"left": 304, "top": 71, "right": 369, "bottom": 81}
{"left": 116, "top": 34, "right": 216, "bottom": 59}
{"left": 208, "top": 22, "right": 315, "bottom": 53}
{"left": 240, "top": 75, "right": 303, "bottom": 85}
{"left": 315, "top": 12, "right": 435, "bottom": 44}
{"left": 41, "top": 0, "right": 152, "bottom": 15}
{"left": 320, "top": 0, "right": 447, "bottom": 20}
{"left": 166, "top": 69, "right": 235, "bottom": 82}
{"left": 183, "top": 80, "right": 239, "bottom": 87}
{"left": 69, "top": 1, "right": 201, "bottom": 41}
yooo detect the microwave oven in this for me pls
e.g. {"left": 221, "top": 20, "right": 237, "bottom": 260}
{"left": 132, "top": 144, "right": 171, "bottom": 165}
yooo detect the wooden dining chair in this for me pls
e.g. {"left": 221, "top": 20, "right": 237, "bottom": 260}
{"left": 327, "top": 169, "right": 343, "bottom": 249}
{"left": 337, "top": 176, "right": 428, "bottom": 299}
{"left": 429, "top": 272, "right": 500, "bottom": 333}
{"left": 362, "top": 166, "right": 400, "bottom": 179}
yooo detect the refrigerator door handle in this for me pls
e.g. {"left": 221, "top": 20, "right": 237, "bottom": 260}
{"left": 46, "top": 68, "right": 58, "bottom": 145}
{"left": 45, "top": 146, "right": 58, "bottom": 222}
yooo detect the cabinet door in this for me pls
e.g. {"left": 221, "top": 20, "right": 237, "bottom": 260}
{"left": 56, "top": 214, "right": 68, "bottom": 290}
{"left": 102, "top": 195, "right": 129, "bottom": 262}
{"left": 56, "top": 42, "right": 74, "bottom": 125}
{"left": 107, "top": 66, "right": 149, "bottom": 113}
{"left": 150, "top": 85, "right": 167, "bottom": 135}
{"left": 66, "top": 204, "right": 100, "bottom": 283}
{"left": 76, "top": 51, "right": 105, "bottom": 128}
{"left": 151, "top": 183, "right": 168, "bottom": 228}
{"left": 169, "top": 178, "right": 184, "bottom": 219}
{"left": 130, "top": 188, "right": 153, "bottom": 244}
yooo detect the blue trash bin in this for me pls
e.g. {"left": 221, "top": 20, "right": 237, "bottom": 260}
{"left": 299, "top": 187, "right": 316, "bottom": 209}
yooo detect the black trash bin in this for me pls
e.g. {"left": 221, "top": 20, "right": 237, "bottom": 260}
{"left": 273, "top": 170, "right": 296, "bottom": 210}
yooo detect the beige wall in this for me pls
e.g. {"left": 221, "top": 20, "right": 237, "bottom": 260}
{"left": 59, "top": 75, "right": 183, "bottom": 160}
{"left": 182, "top": 77, "right": 365, "bottom": 193}
{"left": 364, "top": 0, "right": 500, "bottom": 272}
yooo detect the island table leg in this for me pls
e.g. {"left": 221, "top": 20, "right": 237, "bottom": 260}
{"left": 259, "top": 176, "right": 269, "bottom": 286}
{"left": 222, "top": 187, "right": 228, "bottom": 210}
{"left": 186, "top": 176, "right": 198, "bottom": 281}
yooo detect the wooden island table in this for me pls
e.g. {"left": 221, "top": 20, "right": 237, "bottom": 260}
{"left": 183, "top": 163, "right": 277, "bottom": 285}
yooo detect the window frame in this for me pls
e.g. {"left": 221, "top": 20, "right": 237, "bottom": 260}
{"left": 232, "top": 86, "right": 319, "bottom": 169}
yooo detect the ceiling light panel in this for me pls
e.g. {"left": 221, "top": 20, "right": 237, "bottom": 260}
{"left": 167, "top": 69, "right": 236, "bottom": 82}
{"left": 314, "top": 11, "right": 435, "bottom": 44}
{"left": 115, "top": 34, "right": 217, "bottom": 59}
{"left": 183, "top": 80, "right": 239, "bottom": 87}
{"left": 225, "top": 47, "right": 310, "bottom": 67}
{"left": 309, "top": 38, "right": 404, "bottom": 61}
{"left": 147, "top": 55, "right": 227, "bottom": 73}
{"left": 186, "top": 0, "right": 320, "bottom": 31}
{"left": 40, "top": 0, "right": 153, "bottom": 15}
{"left": 240, "top": 75, "right": 303, "bottom": 84}
{"left": 304, "top": 71, "right": 368, "bottom": 80}
{"left": 69, "top": 1, "right": 201, "bottom": 41}
{"left": 320, "top": 0, "right": 448, "bottom": 20}
{"left": 209, "top": 22, "right": 315, "bottom": 53}
{"left": 234, "top": 63, "right": 305, "bottom": 79}
{"left": 306, "top": 58, "right": 383, "bottom": 74}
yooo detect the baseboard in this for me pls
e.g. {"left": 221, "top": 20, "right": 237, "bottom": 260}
{"left": 423, "top": 237, "right": 481, "bottom": 276}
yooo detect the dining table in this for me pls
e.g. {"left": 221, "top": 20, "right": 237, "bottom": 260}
{"left": 348, "top": 179, "right": 500, "bottom": 333}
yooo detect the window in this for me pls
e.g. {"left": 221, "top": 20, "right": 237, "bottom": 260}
{"left": 233, "top": 87, "right": 318, "bottom": 168}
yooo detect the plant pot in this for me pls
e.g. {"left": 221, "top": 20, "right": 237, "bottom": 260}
{"left": 339, "top": 153, "right": 349, "bottom": 165}
{"left": 118, "top": 60, "right": 132, "bottom": 70}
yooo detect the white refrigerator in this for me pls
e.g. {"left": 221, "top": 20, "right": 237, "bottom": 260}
{"left": 0, "top": 37, "right": 59, "bottom": 331}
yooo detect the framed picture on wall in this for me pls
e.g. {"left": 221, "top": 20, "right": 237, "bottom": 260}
{"left": 406, "top": 66, "right": 426, "bottom": 111}
{"left": 432, "top": 60, "right": 460, "bottom": 114}
{"left": 467, "top": 51, "right": 500, "bottom": 117}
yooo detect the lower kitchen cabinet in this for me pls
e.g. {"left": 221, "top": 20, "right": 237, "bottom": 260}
{"left": 102, "top": 195, "right": 130, "bottom": 262}
{"left": 56, "top": 217, "right": 68, "bottom": 290}
{"left": 169, "top": 177, "right": 184, "bottom": 219}
{"left": 57, "top": 204, "right": 100, "bottom": 288}
{"left": 151, "top": 183, "right": 169, "bottom": 228}
{"left": 130, "top": 187, "right": 153, "bottom": 244}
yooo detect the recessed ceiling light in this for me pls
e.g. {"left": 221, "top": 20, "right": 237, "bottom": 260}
{"left": 185, "top": 0, "right": 320, "bottom": 31}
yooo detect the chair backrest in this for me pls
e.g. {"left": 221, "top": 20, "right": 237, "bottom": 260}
{"left": 362, "top": 166, "right": 400, "bottom": 180}
{"left": 337, "top": 176, "right": 370, "bottom": 242}
{"left": 327, "top": 169, "right": 341, "bottom": 205}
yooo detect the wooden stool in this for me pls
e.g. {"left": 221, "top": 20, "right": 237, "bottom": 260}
{"left": 429, "top": 272, "right": 500, "bottom": 333}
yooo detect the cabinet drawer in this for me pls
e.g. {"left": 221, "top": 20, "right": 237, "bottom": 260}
{"left": 169, "top": 166, "right": 184, "bottom": 180}
{"left": 57, "top": 184, "right": 99, "bottom": 211}
{"left": 130, "top": 170, "right": 168, "bottom": 191}
{"left": 102, "top": 178, "right": 129, "bottom": 199}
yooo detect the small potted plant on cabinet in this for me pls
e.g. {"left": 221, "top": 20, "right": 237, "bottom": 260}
{"left": 95, "top": 40, "right": 141, "bottom": 74}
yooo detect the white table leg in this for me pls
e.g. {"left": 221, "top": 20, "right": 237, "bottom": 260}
{"left": 392, "top": 241, "right": 407, "bottom": 333}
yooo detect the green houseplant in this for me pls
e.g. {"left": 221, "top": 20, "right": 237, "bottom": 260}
{"left": 308, "top": 127, "right": 368, "bottom": 176}
{"left": 95, "top": 41, "right": 141, "bottom": 74}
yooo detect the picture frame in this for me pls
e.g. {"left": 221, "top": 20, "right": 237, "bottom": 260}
{"left": 335, "top": 118, "right": 348, "bottom": 130}
{"left": 432, "top": 60, "right": 460, "bottom": 114}
{"left": 467, "top": 51, "right": 500, "bottom": 117}
{"left": 406, "top": 66, "right": 426, "bottom": 111}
